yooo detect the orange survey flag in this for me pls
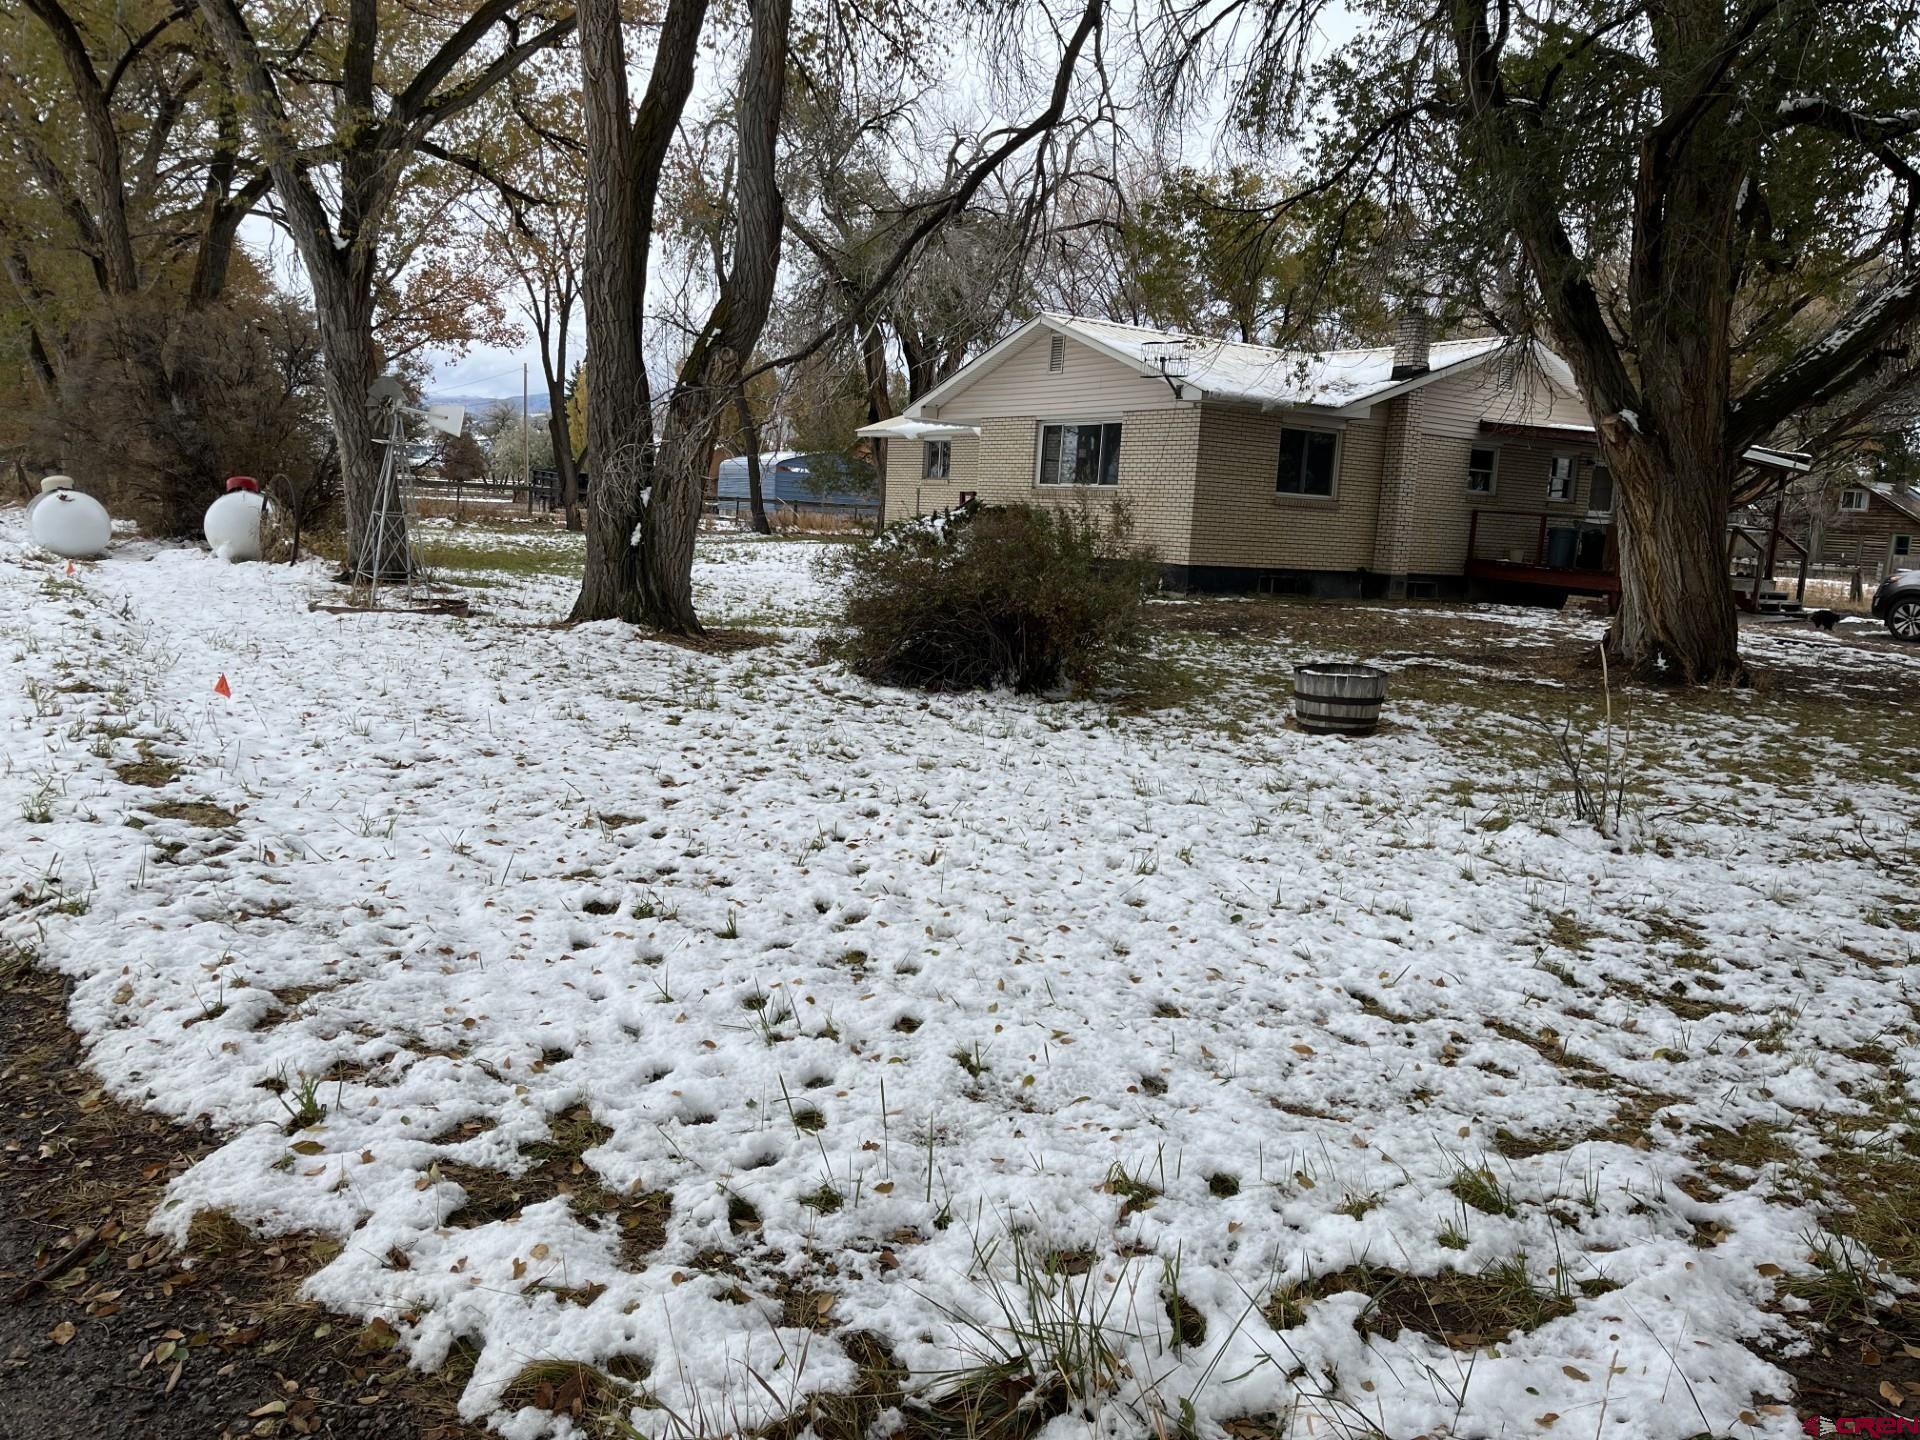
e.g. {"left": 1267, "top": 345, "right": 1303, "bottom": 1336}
{"left": 213, "top": 674, "right": 232, "bottom": 698}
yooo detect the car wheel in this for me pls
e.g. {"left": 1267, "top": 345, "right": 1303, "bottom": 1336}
{"left": 1889, "top": 597, "right": 1920, "bottom": 641}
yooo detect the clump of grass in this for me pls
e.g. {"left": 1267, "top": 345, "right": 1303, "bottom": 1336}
{"left": 1207, "top": 1172, "right": 1240, "bottom": 1199}
{"left": 907, "top": 1231, "right": 1129, "bottom": 1440}
{"left": 1448, "top": 1161, "right": 1517, "bottom": 1217}
{"left": 953, "top": 1045, "right": 990, "bottom": 1079}
{"left": 1335, "top": 1190, "right": 1382, "bottom": 1220}
{"left": 1103, "top": 1161, "right": 1160, "bottom": 1217}
{"left": 800, "top": 1183, "right": 845, "bottom": 1214}
{"left": 277, "top": 1070, "right": 325, "bottom": 1131}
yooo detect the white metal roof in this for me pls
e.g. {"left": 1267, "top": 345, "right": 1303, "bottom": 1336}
{"left": 909, "top": 313, "right": 1552, "bottom": 419}
{"left": 1050, "top": 315, "right": 1516, "bottom": 408}
{"left": 853, "top": 415, "right": 982, "bottom": 442}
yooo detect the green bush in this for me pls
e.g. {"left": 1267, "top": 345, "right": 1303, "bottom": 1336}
{"left": 830, "top": 501, "right": 1158, "bottom": 693}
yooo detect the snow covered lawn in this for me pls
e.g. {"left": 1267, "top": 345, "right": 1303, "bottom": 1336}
{"left": 2, "top": 513, "right": 1916, "bottom": 1440}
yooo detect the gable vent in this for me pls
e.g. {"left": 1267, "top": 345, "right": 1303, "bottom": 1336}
{"left": 1047, "top": 334, "right": 1065, "bottom": 373}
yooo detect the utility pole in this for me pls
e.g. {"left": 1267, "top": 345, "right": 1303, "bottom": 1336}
{"left": 522, "top": 362, "right": 531, "bottom": 501}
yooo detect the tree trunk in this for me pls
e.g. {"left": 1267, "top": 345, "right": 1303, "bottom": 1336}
{"left": 863, "top": 320, "right": 895, "bottom": 527}
{"left": 1599, "top": 422, "right": 1742, "bottom": 684}
{"left": 311, "top": 284, "right": 400, "bottom": 579}
{"left": 569, "top": 0, "right": 709, "bottom": 623}
{"left": 734, "top": 384, "right": 771, "bottom": 534}
{"left": 545, "top": 402, "right": 581, "bottom": 530}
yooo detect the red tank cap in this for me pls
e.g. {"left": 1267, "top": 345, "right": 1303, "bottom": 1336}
{"left": 225, "top": 475, "right": 260, "bottom": 493}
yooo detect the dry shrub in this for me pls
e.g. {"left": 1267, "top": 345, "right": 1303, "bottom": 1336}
{"left": 34, "top": 292, "right": 334, "bottom": 537}
{"left": 831, "top": 501, "right": 1157, "bottom": 693}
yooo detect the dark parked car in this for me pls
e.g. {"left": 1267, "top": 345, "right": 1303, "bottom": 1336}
{"left": 1872, "top": 568, "right": 1920, "bottom": 640}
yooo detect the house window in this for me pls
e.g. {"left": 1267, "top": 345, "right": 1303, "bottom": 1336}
{"left": 1895, "top": 534, "right": 1913, "bottom": 558}
{"left": 1276, "top": 426, "right": 1339, "bottom": 498}
{"left": 1466, "top": 446, "right": 1498, "bottom": 495}
{"left": 1588, "top": 463, "right": 1615, "bottom": 514}
{"left": 1037, "top": 422, "right": 1121, "bottom": 486}
{"left": 1840, "top": 488, "right": 1869, "bottom": 512}
{"left": 922, "top": 440, "right": 950, "bottom": 480}
{"left": 1548, "top": 456, "right": 1578, "bottom": 502}
{"left": 1047, "top": 335, "right": 1066, "bottom": 373}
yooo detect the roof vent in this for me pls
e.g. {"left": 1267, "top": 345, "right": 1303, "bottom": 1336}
{"left": 1047, "top": 334, "right": 1065, "bottom": 373}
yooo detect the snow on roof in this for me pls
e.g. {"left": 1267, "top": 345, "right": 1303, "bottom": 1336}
{"left": 853, "top": 415, "right": 981, "bottom": 441}
{"left": 1862, "top": 479, "right": 1920, "bottom": 520}
{"left": 1044, "top": 313, "right": 1514, "bottom": 409}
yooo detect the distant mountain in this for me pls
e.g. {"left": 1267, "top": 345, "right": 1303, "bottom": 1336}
{"left": 430, "top": 392, "right": 553, "bottom": 417}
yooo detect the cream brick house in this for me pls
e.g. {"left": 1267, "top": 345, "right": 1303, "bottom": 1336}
{"left": 858, "top": 313, "right": 1803, "bottom": 598}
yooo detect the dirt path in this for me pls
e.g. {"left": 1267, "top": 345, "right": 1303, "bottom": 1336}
{"left": 0, "top": 957, "right": 485, "bottom": 1440}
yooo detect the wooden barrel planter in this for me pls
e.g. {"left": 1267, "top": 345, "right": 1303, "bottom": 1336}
{"left": 1293, "top": 663, "right": 1387, "bottom": 736}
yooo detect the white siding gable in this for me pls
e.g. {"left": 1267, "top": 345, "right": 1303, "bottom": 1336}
{"left": 924, "top": 328, "right": 1184, "bottom": 422}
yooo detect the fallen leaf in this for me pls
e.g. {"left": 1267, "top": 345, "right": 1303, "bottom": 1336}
{"left": 49, "top": 1321, "right": 75, "bottom": 1345}
{"left": 1291, "top": 1044, "right": 1314, "bottom": 1056}
{"left": 290, "top": 1140, "right": 324, "bottom": 1156}
{"left": 1562, "top": 1366, "right": 1589, "bottom": 1382}
{"left": 1754, "top": 1262, "right": 1783, "bottom": 1277}
{"left": 1536, "top": 1415, "right": 1559, "bottom": 1428}
{"left": 1882, "top": 1381, "right": 1904, "bottom": 1406}
{"left": 530, "top": 1243, "right": 550, "bottom": 1260}
{"left": 248, "top": 1401, "right": 287, "bottom": 1418}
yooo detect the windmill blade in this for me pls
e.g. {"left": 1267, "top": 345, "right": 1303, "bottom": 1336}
{"left": 423, "top": 403, "right": 466, "bottom": 437}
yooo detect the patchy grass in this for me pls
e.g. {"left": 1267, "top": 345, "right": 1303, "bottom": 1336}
{"left": 440, "top": 1106, "right": 669, "bottom": 1265}
{"left": 113, "top": 747, "right": 181, "bottom": 788}
{"left": 499, "top": 1359, "right": 642, "bottom": 1433}
{"left": 1266, "top": 1258, "right": 1577, "bottom": 1349}
{"left": 142, "top": 799, "right": 239, "bottom": 827}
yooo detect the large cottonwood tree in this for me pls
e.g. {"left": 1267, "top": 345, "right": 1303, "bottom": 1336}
{"left": 1160, "top": 0, "right": 1920, "bottom": 682}
{"left": 193, "top": 0, "right": 575, "bottom": 579}
{"left": 572, "top": 0, "right": 1109, "bottom": 632}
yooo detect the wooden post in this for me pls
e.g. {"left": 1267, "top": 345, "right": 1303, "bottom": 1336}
{"left": 1761, "top": 498, "right": 1782, "bottom": 583}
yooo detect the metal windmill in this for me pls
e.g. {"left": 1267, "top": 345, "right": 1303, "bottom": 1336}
{"left": 363, "top": 377, "right": 463, "bottom": 605}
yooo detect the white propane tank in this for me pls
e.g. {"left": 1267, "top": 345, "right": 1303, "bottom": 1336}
{"left": 28, "top": 483, "right": 111, "bottom": 558}
{"left": 204, "top": 476, "right": 265, "bottom": 561}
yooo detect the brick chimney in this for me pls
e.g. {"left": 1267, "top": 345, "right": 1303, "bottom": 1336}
{"left": 1391, "top": 304, "right": 1432, "bottom": 380}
